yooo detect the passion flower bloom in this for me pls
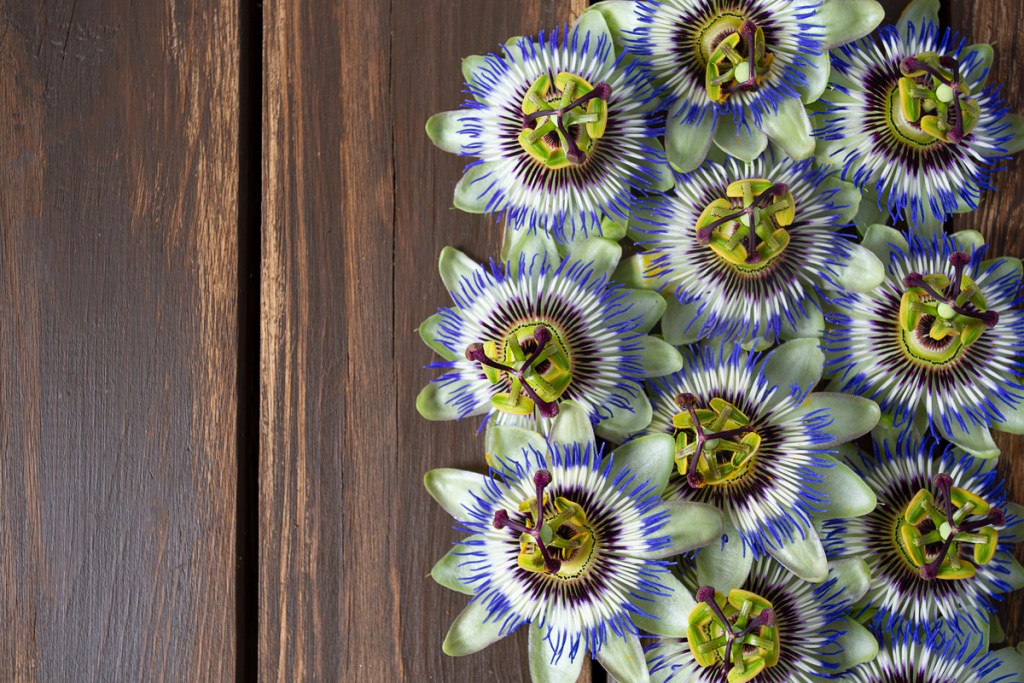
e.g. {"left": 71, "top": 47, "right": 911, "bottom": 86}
{"left": 425, "top": 403, "right": 723, "bottom": 683}
{"left": 585, "top": 0, "right": 883, "bottom": 171}
{"left": 425, "top": 12, "right": 673, "bottom": 242}
{"left": 645, "top": 554, "right": 878, "bottom": 683}
{"left": 642, "top": 339, "right": 880, "bottom": 582}
{"left": 816, "top": 0, "right": 1024, "bottom": 231}
{"left": 824, "top": 226, "right": 1024, "bottom": 458}
{"left": 416, "top": 237, "right": 682, "bottom": 441}
{"left": 624, "top": 154, "right": 883, "bottom": 345}
{"left": 839, "top": 631, "right": 1024, "bottom": 682}
{"left": 821, "top": 429, "right": 1024, "bottom": 639}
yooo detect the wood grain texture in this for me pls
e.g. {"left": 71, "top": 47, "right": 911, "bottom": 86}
{"left": 261, "top": 0, "right": 590, "bottom": 680}
{"left": 0, "top": 0, "right": 240, "bottom": 681}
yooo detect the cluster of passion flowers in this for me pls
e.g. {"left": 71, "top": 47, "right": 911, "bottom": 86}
{"left": 417, "top": 0, "right": 1024, "bottom": 681}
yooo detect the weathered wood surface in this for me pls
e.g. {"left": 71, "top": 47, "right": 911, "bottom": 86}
{"left": 0, "top": 0, "right": 241, "bottom": 681}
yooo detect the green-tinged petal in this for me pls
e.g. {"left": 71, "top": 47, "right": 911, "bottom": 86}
{"left": 431, "top": 539, "right": 480, "bottom": 595}
{"left": 1002, "top": 503, "right": 1024, "bottom": 542}
{"left": 713, "top": 121, "right": 768, "bottom": 162}
{"left": 601, "top": 215, "right": 628, "bottom": 242}
{"left": 639, "top": 501, "right": 723, "bottom": 558}
{"left": 981, "top": 256, "right": 1023, "bottom": 287}
{"left": 828, "top": 558, "right": 872, "bottom": 604}
{"left": 443, "top": 600, "right": 509, "bottom": 656}
{"left": 571, "top": 236, "right": 622, "bottom": 281}
{"left": 818, "top": 0, "right": 884, "bottom": 49}
{"left": 994, "top": 398, "right": 1024, "bottom": 435}
{"left": 596, "top": 387, "right": 653, "bottom": 443}
{"left": 696, "top": 522, "right": 753, "bottom": 593}
{"left": 812, "top": 457, "right": 876, "bottom": 520}
{"left": 761, "top": 97, "right": 814, "bottom": 160}
{"left": 571, "top": 9, "right": 615, "bottom": 71}
{"left": 766, "top": 532, "right": 828, "bottom": 582}
{"left": 780, "top": 305, "right": 825, "bottom": 340}
{"left": 860, "top": 223, "right": 908, "bottom": 263}
{"left": 550, "top": 400, "right": 595, "bottom": 449}
{"left": 823, "top": 618, "right": 878, "bottom": 670}
{"left": 609, "top": 433, "right": 676, "bottom": 497}
{"left": 631, "top": 572, "right": 696, "bottom": 638}
{"left": 667, "top": 110, "right": 717, "bottom": 173}
{"left": 764, "top": 338, "right": 824, "bottom": 397}
{"left": 823, "top": 177, "right": 862, "bottom": 224}
{"left": 417, "top": 381, "right": 487, "bottom": 421}
{"left": 991, "top": 616, "right": 1006, "bottom": 645}
{"left": 613, "top": 252, "right": 667, "bottom": 291}
{"left": 951, "top": 229, "right": 985, "bottom": 252}
{"left": 991, "top": 647, "right": 1024, "bottom": 680}
{"left": 485, "top": 426, "right": 547, "bottom": 467}
{"left": 800, "top": 393, "right": 880, "bottom": 447}
{"left": 913, "top": 210, "right": 945, "bottom": 237}
{"left": 506, "top": 231, "right": 560, "bottom": 275}
{"left": 964, "top": 43, "right": 995, "bottom": 89}
{"left": 639, "top": 137, "right": 675, "bottom": 192}
{"left": 1002, "top": 114, "right": 1024, "bottom": 155}
{"left": 424, "top": 468, "right": 487, "bottom": 521}
{"left": 419, "top": 313, "right": 458, "bottom": 361}
{"left": 831, "top": 242, "right": 885, "bottom": 293}
{"left": 439, "top": 246, "right": 480, "bottom": 295}
{"left": 852, "top": 193, "right": 891, "bottom": 228}
{"left": 937, "top": 418, "right": 1000, "bottom": 459}
{"left": 529, "top": 624, "right": 585, "bottom": 683}
{"left": 897, "top": 0, "right": 939, "bottom": 36}
{"left": 426, "top": 110, "right": 474, "bottom": 154}
{"left": 453, "top": 162, "right": 500, "bottom": 214}
{"left": 461, "top": 55, "right": 490, "bottom": 94}
{"left": 796, "top": 49, "right": 831, "bottom": 104}
{"left": 622, "top": 289, "right": 668, "bottom": 334}
{"left": 1006, "top": 556, "right": 1024, "bottom": 590}
{"left": 638, "top": 336, "right": 683, "bottom": 377}
{"left": 596, "top": 632, "right": 650, "bottom": 683}
{"left": 661, "top": 297, "right": 708, "bottom": 345}
{"left": 583, "top": 1, "right": 639, "bottom": 45}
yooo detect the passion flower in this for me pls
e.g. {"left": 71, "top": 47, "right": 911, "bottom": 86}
{"left": 839, "top": 631, "right": 1024, "bottom": 682}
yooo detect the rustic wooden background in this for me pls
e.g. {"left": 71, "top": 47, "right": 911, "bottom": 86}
{"left": 0, "top": 0, "right": 1019, "bottom": 681}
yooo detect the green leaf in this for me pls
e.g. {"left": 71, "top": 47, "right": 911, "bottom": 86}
{"left": 860, "top": 223, "right": 908, "bottom": 263}
{"left": 583, "top": 1, "right": 639, "bottom": 46}
{"left": 608, "top": 433, "right": 676, "bottom": 497}
{"left": 630, "top": 572, "right": 696, "bottom": 638}
{"left": 796, "top": 49, "right": 830, "bottom": 104}
{"left": 831, "top": 242, "right": 885, "bottom": 293}
{"left": 425, "top": 110, "right": 473, "bottom": 154}
{"left": 713, "top": 121, "right": 768, "bottom": 162}
{"left": 550, "top": 400, "right": 595, "bottom": 449}
{"left": 438, "top": 246, "right": 480, "bottom": 296}
{"left": 443, "top": 600, "right": 509, "bottom": 656}
{"left": 761, "top": 97, "right": 814, "bottom": 160}
{"left": 640, "top": 501, "right": 723, "bottom": 558}
{"left": 431, "top": 538, "right": 480, "bottom": 595}
{"left": 667, "top": 108, "right": 717, "bottom": 173}
{"left": 638, "top": 336, "right": 683, "bottom": 377}
{"left": 595, "top": 632, "right": 650, "bottom": 683}
{"left": 763, "top": 338, "right": 824, "bottom": 399}
{"left": 453, "top": 162, "right": 500, "bottom": 214}
{"left": 595, "top": 386, "right": 653, "bottom": 443}
{"left": 818, "top": 0, "right": 884, "bottom": 49}
{"left": 799, "top": 393, "right": 880, "bottom": 447}
{"left": 418, "top": 313, "right": 458, "bottom": 361}
{"left": 897, "top": 0, "right": 940, "bottom": 36}
{"left": 529, "top": 624, "right": 586, "bottom": 683}
{"left": 571, "top": 236, "right": 622, "bottom": 281}
{"left": 695, "top": 521, "right": 753, "bottom": 593}
{"left": 766, "top": 532, "right": 828, "bottom": 582}
{"left": 424, "top": 468, "right": 487, "bottom": 521}
{"left": 417, "top": 381, "right": 486, "bottom": 421}
{"left": 811, "top": 457, "right": 877, "bottom": 520}
{"left": 485, "top": 426, "right": 547, "bottom": 467}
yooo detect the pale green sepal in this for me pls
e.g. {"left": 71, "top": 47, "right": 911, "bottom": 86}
{"left": 825, "top": 177, "right": 862, "bottom": 224}
{"left": 583, "top": 1, "right": 640, "bottom": 46}
{"left": 609, "top": 433, "right": 676, "bottom": 497}
{"left": 431, "top": 539, "right": 481, "bottom": 595}
{"left": 502, "top": 36, "right": 528, "bottom": 65}
{"left": 426, "top": 110, "right": 474, "bottom": 154}
{"left": 461, "top": 55, "right": 491, "bottom": 97}
{"left": 801, "top": 393, "right": 880, "bottom": 447}
{"left": 913, "top": 210, "right": 945, "bottom": 238}
{"left": 439, "top": 246, "right": 480, "bottom": 295}
{"left": 991, "top": 616, "right": 1006, "bottom": 645}
{"left": 613, "top": 253, "right": 664, "bottom": 291}
{"left": 639, "top": 502, "right": 724, "bottom": 559}
{"left": 761, "top": 97, "right": 814, "bottom": 160}
{"left": 897, "top": 0, "right": 939, "bottom": 36}
{"left": 486, "top": 426, "right": 547, "bottom": 466}
{"left": 713, "top": 121, "right": 768, "bottom": 162}
{"left": 937, "top": 418, "right": 1000, "bottom": 459}
{"left": 640, "top": 136, "right": 675, "bottom": 192}
{"left": 443, "top": 600, "right": 509, "bottom": 656}
{"left": 571, "top": 8, "right": 615, "bottom": 71}
{"left": 994, "top": 399, "right": 1024, "bottom": 435}
{"left": 1002, "top": 114, "right": 1024, "bottom": 155}
{"left": 418, "top": 313, "right": 458, "bottom": 361}
{"left": 596, "top": 387, "right": 653, "bottom": 443}
{"left": 766, "top": 532, "right": 828, "bottom": 582}
{"left": 696, "top": 521, "right": 753, "bottom": 594}
{"left": 853, "top": 193, "right": 891, "bottom": 228}
{"left": 667, "top": 109, "right": 717, "bottom": 173}
{"left": 529, "top": 623, "right": 586, "bottom": 683}
{"left": 828, "top": 558, "right": 872, "bottom": 604}
{"left": 601, "top": 215, "right": 628, "bottom": 241}
{"left": 506, "top": 231, "right": 560, "bottom": 276}
{"left": 572, "top": 237, "right": 622, "bottom": 281}
{"left": 549, "top": 400, "right": 595, "bottom": 450}
{"left": 638, "top": 336, "right": 684, "bottom": 377}
{"left": 631, "top": 572, "right": 696, "bottom": 638}
{"left": 453, "top": 162, "right": 500, "bottom": 214}
{"left": 824, "top": 618, "right": 878, "bottom": 670}
{"left": 981, "top": 256, "right": 1023, "bottom": 287}
{"left": 1006, "top": 556, "right": 1024, "bottom": 590}
{"left": 424, "top": 468, "right": 488, "bottom": 521}
{"left": 860, "top": 223, "right": 908, "bottom": 263}
{"left": 417, "top": 382, "right": 487, "bottom": 421}
{"left": 831, "top": 242, "right": 884, "bottom": 293}
{"left": 964, "top": 43, "right": 995, "bottom": 89}
{"left": 797, "top": 49, "right": 831, "bottom": 104}
{"left": 661, "top": 297, "right": 708, "bottom": 345}
{"left": 780, "top": 305, "right": 825, "bottom": 340}
{"left": 990, "top": 647, "right": 1024, "bottom": 680}
{"left": 763, "top": 338, "right": 824, "bottom": 400}
{"left": 622, "top": 289, "right": 668, "bottom": 334}
{"left": 812, "top": 457, "right": 876, "bottom": 520}
{"left": 596, "top": 632, "right": 650, "bottom": 683}
{"left": 951, "top": 229, "right": 985, "bottom": 253}
{"left": 819, "top": 0, "right": 884, "bottom": 49}
{"left": 1002, "top": 503, "right": 1024, "bottom": 542}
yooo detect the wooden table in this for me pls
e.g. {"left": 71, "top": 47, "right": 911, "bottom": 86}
{"left": 1, "top": 0, "right": 1019, "bottom": 680}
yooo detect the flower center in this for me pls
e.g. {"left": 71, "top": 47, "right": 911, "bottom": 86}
{"left": 466, "top": 322, "right": 572, "bottom": 418}
{"left": 518, "top": 72, "right": 611, "bottom": 168}
{"left": 493, "top": 470, "right": 597, "bottom": 578}
{"left": 688, "top": 586, "right": 779, "bottom": 683}
{"left": 898, "top": 252, "right": 998, "bottom": 364}
{"left": 895, "top": 52, "right": 981, "bottom": 145}
{"left": 695, "top": 179, "right": 794, "bottom": 271}
{"left": 896, "top": 472, "right": 1005, "bottom": 581}
{"left": 672, "top": 393, "right": 761, "bottom": 489}
{"left": 704, "top": 18, "right": 773, "bottom": 104}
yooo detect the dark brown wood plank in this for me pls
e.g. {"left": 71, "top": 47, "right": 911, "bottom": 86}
{"left": 948, "top": 0, "right": 1024, "bottom": 641}
{"left": 261, "top": 0, "right": 588, "bottom": 679}
{"left": 0, "top": 0, "right": 240, "bottom": 680}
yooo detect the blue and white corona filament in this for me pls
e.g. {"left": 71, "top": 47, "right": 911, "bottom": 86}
{"left": 825, "top": 227, "right": 1024, "bottom": 456}
{"left": 425, "top": 14, "right": 672, "bottom": 241}
{"left": 839, "top": 632, "right": 1024, "bottom": 682}
{"left": 817, "top": 15, "right": 1020, "bottom": 229}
